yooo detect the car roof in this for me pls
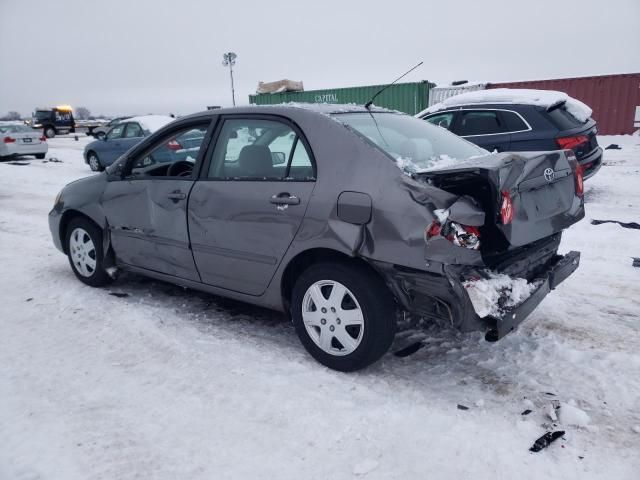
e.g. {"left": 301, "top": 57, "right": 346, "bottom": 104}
{"left": 178, "top": 103, "right": 398, "bottom": 122}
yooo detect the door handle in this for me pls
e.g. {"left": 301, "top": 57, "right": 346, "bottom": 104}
{"left": 269, "top": 193, "right": 300, "bottom": 205}
{"left": 167, "top": 191, "right": 186, "bottom": 201}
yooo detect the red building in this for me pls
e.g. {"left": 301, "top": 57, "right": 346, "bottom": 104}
{"left": 488, "top": 73, "right": 640, "bottom": 135}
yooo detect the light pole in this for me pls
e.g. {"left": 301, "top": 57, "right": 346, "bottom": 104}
{"left": 222, "top": 52, "right": 237, "bottom": 106}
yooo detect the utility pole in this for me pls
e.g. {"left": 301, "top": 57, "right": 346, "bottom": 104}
{"left": 222, "top": 52, "right": 237, "bottom": 106}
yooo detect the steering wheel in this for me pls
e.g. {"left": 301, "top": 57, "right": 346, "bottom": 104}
{"left": 167, "top": 160, "right": 193, "bottom": 177}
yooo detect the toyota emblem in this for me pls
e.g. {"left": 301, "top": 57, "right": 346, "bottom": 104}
{"left": 544, "top": 168, "right": 555, "bottom": 182}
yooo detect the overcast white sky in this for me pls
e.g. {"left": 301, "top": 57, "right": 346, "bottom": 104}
{"left": 1, "top": 0, "right": 639, "bottom": 117}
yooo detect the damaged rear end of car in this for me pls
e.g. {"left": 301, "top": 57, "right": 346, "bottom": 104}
{"left": 410, "top": 149, "right": 584, "bottom": 339}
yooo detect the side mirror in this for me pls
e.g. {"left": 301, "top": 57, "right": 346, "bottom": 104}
{"left": 271, "top": 151, "right": 286, "bottom": 165}
{"left": 106, "top": 160, "right": 125, "bottom": 180}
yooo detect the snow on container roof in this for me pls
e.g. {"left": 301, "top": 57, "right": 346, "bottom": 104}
{"left": 128, "top": 115, "right": 175, "bottom": 132}
{"left": 419, "top": 88, "right": 593, "bottom": 123}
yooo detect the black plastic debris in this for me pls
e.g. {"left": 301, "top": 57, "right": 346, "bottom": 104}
{"left": 6, "top": 161, "right": 30, "bottom": 166}
{"left": 109, "top": 292, "right": 129, "bottom": 298}
{"left": 394, "top": 341, "right": 424, "bottom": 357}
{"left": 632, "top": 257, "right": 640, "bottom": 268}
{"left": 521, "top": 409, "right": 533, "bottom": 416}
{"left": 25, "top": 297, "right": 33, "bottom": 302}
{"left": 605, "top": 144, "right": 621, "bottom": 150}
{"left": 591, "top": 219, "right": 640, "bottom": 230}
{"left": 457, "top": 404, "right": 470, "bottom": 411}
{"left": 544, "top": 392, "right": 556, "bottom": 396}
{"left": 530, "top": 431, "right": 565, "bottom": 452}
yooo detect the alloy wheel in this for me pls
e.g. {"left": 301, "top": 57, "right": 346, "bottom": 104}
{"left": 302, "top": 280, "right": 364, "bottom": 356}
{"left": 69, "top": 227, "right": 97, "bottom": 277}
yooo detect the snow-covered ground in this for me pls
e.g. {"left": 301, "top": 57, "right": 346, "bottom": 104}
{"left": 1, "top": 134, "right": 639, "bottom": 479}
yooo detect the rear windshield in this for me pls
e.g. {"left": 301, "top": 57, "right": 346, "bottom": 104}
{"left": 546, "top": 104, "right": 586, "bottom": 130}
{"left": 0, "top": 124, "right": 31, "bottom": 133}
{"left": 332, "top": 112, "right": 486, "bottom": 173}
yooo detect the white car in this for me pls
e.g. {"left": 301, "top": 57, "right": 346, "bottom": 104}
{"left": 0, "top": 124, "right": 48, "bottom": 160}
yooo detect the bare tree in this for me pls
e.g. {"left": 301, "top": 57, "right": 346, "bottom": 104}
{"left": 1, "top": 111, "right": 21, "bottom": 121}
{"left": 75, "top": 107, "right": 91, "bottom": 120}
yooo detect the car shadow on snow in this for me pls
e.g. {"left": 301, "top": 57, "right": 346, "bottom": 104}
{"left": 102, "top": 271, "right": 542, "bottom": 397}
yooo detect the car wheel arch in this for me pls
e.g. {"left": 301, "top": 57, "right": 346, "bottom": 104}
{"left": 280, "top": 248, "right": 394, "bottom": 310}
{"left": 59, "top": 209, "right": 110, "bottom": 257}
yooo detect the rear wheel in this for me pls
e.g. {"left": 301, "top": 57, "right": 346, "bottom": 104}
{"left": 44, "top": 126, "right": 56, "bottom": 138}
{"left": 35, "top": 153, "right": 45, "bottom": 159}
{"left": 87, "top": 151, "right": 103, "bottom": 172}
{"left": 65, "top": 217, "right": 112, "bottom": 287}
{"left": 291, "top": 262, "right": 396, "bottom": 371}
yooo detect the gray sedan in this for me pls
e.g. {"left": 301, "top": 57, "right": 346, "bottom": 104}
{"left": 49, "top": 105, "right": 584, "bottom": 371}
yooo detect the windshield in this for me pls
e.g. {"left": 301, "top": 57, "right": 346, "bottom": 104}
{"left": 34, "top": 110, "right": 51, "bottom": 120}
{"left": 333, "top": 112, "right": 487, "bottom": 173}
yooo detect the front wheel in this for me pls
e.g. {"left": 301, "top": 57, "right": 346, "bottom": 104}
{"left": 291, "top": 262, "right": 396, "bottom": 371}
{"left": 65, "top": 217, "right": 112, "bottom": 287}
{"left": 87, "top": 151, "right": 103, "bottom": 172}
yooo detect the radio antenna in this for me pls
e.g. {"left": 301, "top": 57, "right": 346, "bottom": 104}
{"left": 364, "top": 61, "right": 423, "bottom": 110}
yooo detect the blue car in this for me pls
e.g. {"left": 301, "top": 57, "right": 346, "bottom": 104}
{"left": 418, "top": 89, "right": 602, "bottom": 179}
{"left": 84, "top": 115, "right": 175, "bottom": 171}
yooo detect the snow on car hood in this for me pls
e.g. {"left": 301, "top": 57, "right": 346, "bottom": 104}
{"left": 127, "top": 115, "right": 175, "bottom": 133}
{"left": 418, "top": 88, "right": 592, "bottom": 123}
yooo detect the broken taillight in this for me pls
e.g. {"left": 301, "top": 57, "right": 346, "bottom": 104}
{"left": 500, "top": 191, "right": 514, "bottom": 225}
{"left": 574, "top": 164, "right": 584, "bottom": 197}
{"left": 425, "top": 220, "right": 480, "bottom": 250}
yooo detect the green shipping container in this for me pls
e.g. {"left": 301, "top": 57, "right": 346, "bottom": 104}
{"left": 249, "top": 81, "right": 434, "bottom": 115}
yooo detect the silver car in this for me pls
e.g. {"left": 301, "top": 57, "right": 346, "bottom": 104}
{"left": 0, "top": 123, "right": 48, "bottom": 160}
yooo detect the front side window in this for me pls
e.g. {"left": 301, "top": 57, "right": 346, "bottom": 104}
{"left": 127, "top": 124, "right": 209, "bottom": 178}
{"left": 333, "top": 112, "right": 486, "bottom": 173}
{"left": 208, "top": 118, "right": 314, "bottom": 181}
{"left": 107, "top": 124, "right": 125, "bottom": 140}
{"left": 457, "top": 111, "right": 505, "bottom": 136}
{"left": 124, "top": 122, "right": 143, "bottom": 138}
{"left": 425, "top": 112, "right": 454, "bottom": 129}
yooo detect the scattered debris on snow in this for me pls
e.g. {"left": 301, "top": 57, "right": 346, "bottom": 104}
{"left": 457, "top": 404, "right": 470, "bottom": 410}
{"left": 605, "top": 144, "right": 622, "bottom": 150}
{"left": 591, "top": 219, "right": 640, "bottom": 230}
{"left": 522, "top": 409, "right": 533, "bottom": 416}
{"left": 529, "top": 431, "right": 565, "bottom": 453}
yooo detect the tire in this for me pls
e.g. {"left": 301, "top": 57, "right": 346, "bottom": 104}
{"left": 35, "top": 153, "right": 45, "bottom": 159}
{"left": 96, "top": 132, "right": 106, "bottom": 140}
{"left": 87, "top": 151, "right": 103, "bottom": 172}
{"left": 291, "top": 262, "right": 396, "bottom": 371}
{"left": 44, "top": 126, "right": 56, "bottom": 138}
{"left": 65, "top": 217, "right": 112, "bottom": 287}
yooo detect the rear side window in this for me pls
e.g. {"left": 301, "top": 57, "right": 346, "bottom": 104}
{"left": 457, "top": 111, "right": 505, "bottom": 136}
{"left": 425, "top": 112, "right": 454, "bottom": 129}
{"left": 546, "top": 105, "right": 585, "bottom": 130}
{"left": 124, "top": 122, "right": 143, "bottom": 138}
{"left": 501, "top": 111, "right": 529, "bottom": 132}
{"left": 208, "top": 118, "right": 314, "bottom": 181}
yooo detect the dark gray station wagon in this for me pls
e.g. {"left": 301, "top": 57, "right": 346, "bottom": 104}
{"left": 49, "top": 104, "right": 584, "bottom": 371}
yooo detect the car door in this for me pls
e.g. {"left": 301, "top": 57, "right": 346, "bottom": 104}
{"left": 101, "top": 120, "right": 213, "bottom": 281}
{"left": 452, "top": 109, "right": 511, "bottom": 152}
{"left": 189, "top": 116, "right": 316, "bottom": 296}
{"left": 98, "top": 123, "right": 126, "bottom": 165}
